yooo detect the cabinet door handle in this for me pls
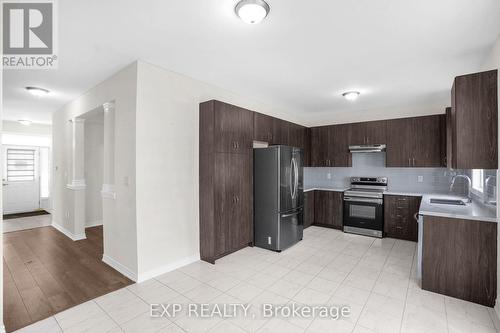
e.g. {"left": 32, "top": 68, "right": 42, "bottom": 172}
{"left": 412, "top": 157, "right": 415, "bottom": 166}
{"left": 408, "top": 158, "right": 411, "bottom": 166}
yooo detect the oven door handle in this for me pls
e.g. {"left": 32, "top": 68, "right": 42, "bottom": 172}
{"left": 344, "top": 197, "right": 383, "bottom": 204}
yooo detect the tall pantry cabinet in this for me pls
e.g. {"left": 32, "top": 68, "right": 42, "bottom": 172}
{"left": 199, "top": 100, "right": 254, "bottom": 264}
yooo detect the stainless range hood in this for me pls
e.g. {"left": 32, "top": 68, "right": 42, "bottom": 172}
{"left": 349, "top": 144, "right": 386, "bottom": 153}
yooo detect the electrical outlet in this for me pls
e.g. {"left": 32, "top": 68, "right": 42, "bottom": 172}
{"left": 327, "top": 173, "right": 332, "bottom": 180}
{"left": 268, "top": 236, "right": 272, "bottom": 245}
{"left": 417, "top": 176, "right": 424, "bottom": 183}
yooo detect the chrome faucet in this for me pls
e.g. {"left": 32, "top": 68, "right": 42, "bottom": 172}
{"left": 450, "top": 174, "right": 472, "bottom": 203}
{"left": 484, "top": 175, "right": 497, "bottom": 205}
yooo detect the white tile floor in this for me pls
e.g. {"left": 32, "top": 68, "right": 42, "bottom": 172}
{"left": 3, "top": 214, "right": 52, "bottom": 233}
{"left": 14, "top": 226, "right": 500, "bottom": 333}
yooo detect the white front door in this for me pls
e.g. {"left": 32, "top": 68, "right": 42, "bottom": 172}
{"left": 2, "top": 146, "right": 40, "bottom": 214}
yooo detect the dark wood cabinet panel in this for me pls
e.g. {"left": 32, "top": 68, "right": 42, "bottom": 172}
{"left": 451, "top": 70, "right": 498, "bottom": 169}
{"left": 348, "top": 120, "right": 386, "bottom": 146}
{"left": 387, "top": 115, "right": 443, "bottom": 167}
{"left": 229, "top": 153, "right": 253, "bottom": 251}
{"left": 272, "top": 118, "right": 290, "bottom": 145}
{"left": 311, "top": 126, "right": 331, "bottom": 167}
{"left": 330, "top": 124, "right": 351, "bottom": 167}
{"left": 386, "top": 118, "right": 412, "bottom": 167}
{"left": 445, "top": 107, "right": 453, "bottom": 168}
{"left": 422, "top": 215, "right": 497, "bottom": 307}
{"left": 365, "top": 120, "right": 387, "bottom": 145}
{"left": 314, "top": 191, "right": 343, "bottom": 229}
{"left": 348, "top": 122, "right": 366, "bottom": 145}
{"left": 413, "top": 115, "right": 442, "bottom": 167}
{"left": 254, "top": 112, "right": 274, "bottom": 143}
{"left": 213, "top": 153, "right": 252, "bottom": 256}
{"left": 304, "top": 128, "right": 311, "bottom": 167}
{"left": 304, "top": 191, "right": 315, "bottom": 228}
{"left": 213, "top": 101, "right": 254, "bottom": 154}
{"left": 384, "top": 195, "right": 421, "bottom": 241}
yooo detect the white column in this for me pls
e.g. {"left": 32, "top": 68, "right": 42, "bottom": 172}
{"left": 67, "top": 118, "right": 86, "bottom": 189}
{"left": 66, "top": 117, "right": 86, "bottom": 240}
{"left": 101, "top": 102, "right": 116, "bottom": 199}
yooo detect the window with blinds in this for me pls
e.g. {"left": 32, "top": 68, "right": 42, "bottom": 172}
{"left": 7, "top": 149, "right": 36, "bottom": 182}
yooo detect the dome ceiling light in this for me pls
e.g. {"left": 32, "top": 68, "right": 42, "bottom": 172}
{"left": 235, "top": 0, "right": 270, "bottom": 24}
{"left": 342, "top": 91, "right": 361, "bottom": 101}
{"left": 25, "top": 86, "right": 50, "bottom": 97}
{"left": 18, "top": 120, "right": 32, "bottom": 126}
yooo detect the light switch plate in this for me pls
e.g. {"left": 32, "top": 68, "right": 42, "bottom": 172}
{"left": 327, "top": 173, "right": 332, "bottom": 180}
{"left": 417, "top": 176, "right": 424, "bottom": 183}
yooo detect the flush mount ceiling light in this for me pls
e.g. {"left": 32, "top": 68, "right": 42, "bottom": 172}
{"left": 235, "top": 0, "right": 270, "bottom": 24}
{"left": 18, "top": 119, "right": 32, "bottom": 126}
{"left": 342, "top": 91, "right": 360, "bottom": 101}
{"left": 25, "top": 86, "right": 50, "bottom": 97}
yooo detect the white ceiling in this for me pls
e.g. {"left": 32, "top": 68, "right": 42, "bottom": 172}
{"left": 3, "top": 0, "right": 500, "bottom": 125}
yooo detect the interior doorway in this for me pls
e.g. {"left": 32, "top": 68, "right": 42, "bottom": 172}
{"left": 2, "top": 127, "right": 52, "bottom": 233}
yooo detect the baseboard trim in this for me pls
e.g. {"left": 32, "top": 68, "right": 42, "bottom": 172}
{"left": 137, "top": 254, "right": 200, "bottom": 283}
{"left": 86, "top": 220, "right": 103, "bottom": 228}
{"left": 102, "top": 254, "right": 138, "bottom": 282}
{"left": 51, "top": 221, "right": 86, "bottom": 241}
{"left": 493, "top": 303, "right": 500, "bottom": 327}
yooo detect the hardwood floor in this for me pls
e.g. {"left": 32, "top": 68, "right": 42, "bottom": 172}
{"left": 3, "top": 225, "right": 133, "bottom": 332}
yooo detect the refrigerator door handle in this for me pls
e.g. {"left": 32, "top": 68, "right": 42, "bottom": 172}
{"left": 281, "top": 209, "right": 302, "bottom": 218}
{"left": 293, "top": 156, "right": 299, "bottom": 199}
{"left": 289, "top": 158, "right": 294, "bottom": 200}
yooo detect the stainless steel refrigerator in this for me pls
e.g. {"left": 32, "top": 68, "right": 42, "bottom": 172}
{"left": 254, "top": 145, "right": 304, "bottom": 251}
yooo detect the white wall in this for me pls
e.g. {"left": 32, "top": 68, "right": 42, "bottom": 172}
{"left": 52, "top": 62, "right": 138, "bottom": 278}
{"left": 134, "top": 61, "right": 300, "bottom": 280}
{"left": 84, "top": 119, "right": 104, "bottom": 227}
{"left": 2, "top": 120, "right": 51, "bottom": 136}
{"left": 481, "top": 34, "right": 500, "bottom": 316}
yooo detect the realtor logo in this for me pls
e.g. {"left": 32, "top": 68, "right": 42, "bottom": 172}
{"left": 2, "top": 1, "right": 58, "bottom": 69}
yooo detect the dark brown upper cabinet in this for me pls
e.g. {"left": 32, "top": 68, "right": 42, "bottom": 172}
{"left": 254, "top": 112, "right": 274, "bottom": 143}
{"left": 310, "top": 124, "right": 353, "bottom": 167}
{"left": 387, "top": 115, "right": 442, "bottom": 167}
{"left": 213, "top": 100, "right": 254, "bottom": 154}
{"left": 272, "top": 118, "right": 290, "bottom": 145}
{"left": 311, "top": 126, "right": 332, "bottom": 167}
{"left": 330, "top": 124, "right": 352, "bottom": 167}
{"left": 349, "top": 120, "right": 387, "bottom": 145}
{"left": 450, "top": 70, "right": 498, "bottom": 169}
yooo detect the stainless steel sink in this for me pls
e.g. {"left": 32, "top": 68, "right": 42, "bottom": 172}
{"left": 429, "top": 198, "right": 466, "bottom": 206}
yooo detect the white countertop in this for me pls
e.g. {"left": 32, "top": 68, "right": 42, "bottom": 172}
{"left": 418, "top": 194, "right": 497, "bottom": 223}
{"left": 304, "top": 187, "right": 348, "bottom": 193}
{"left": 305, "top": 187, "right": 498, "bottom": 223}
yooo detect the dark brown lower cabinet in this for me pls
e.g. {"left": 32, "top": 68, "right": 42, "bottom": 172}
{"left": 422, "top": 215, "right": 497, "bottom": 307}
{"left": 314, "top": 190, "right": 343, "bottom": 229}
{"left": 384, "top": 195, "right": 421, "bottom": 241}
{"left": 202, "top": 153, "right": 253, "bottom": 263}
{"left": 304, "top": 191, "right": 315, "bottom": 228}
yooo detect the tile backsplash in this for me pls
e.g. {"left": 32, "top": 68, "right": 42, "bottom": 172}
{"left": 304, "top": 152, "right": 495, "bottom": 197}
